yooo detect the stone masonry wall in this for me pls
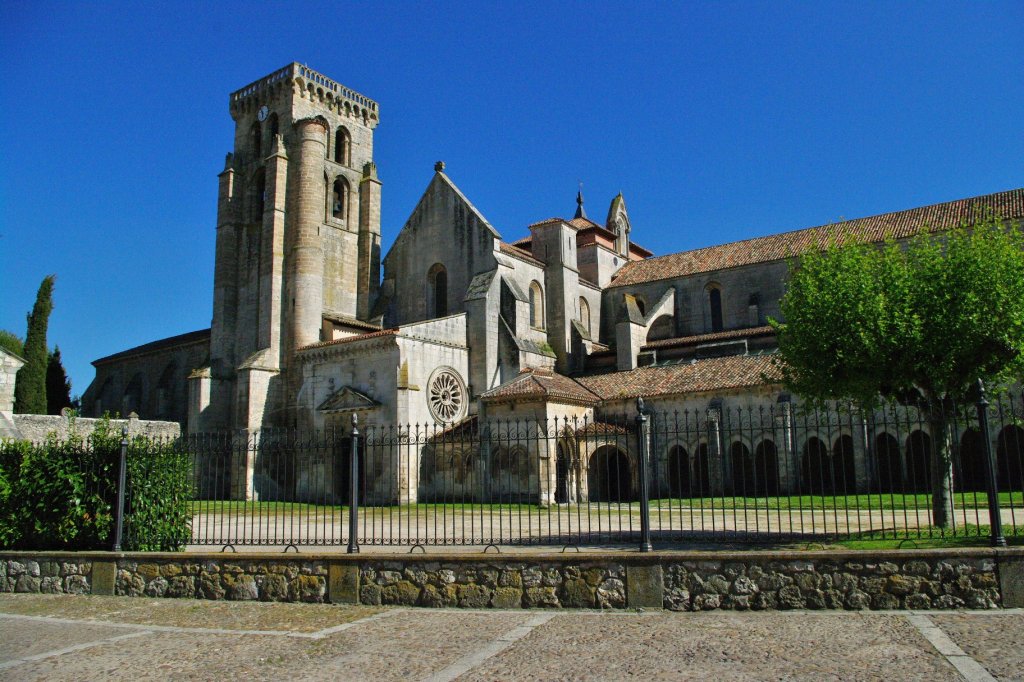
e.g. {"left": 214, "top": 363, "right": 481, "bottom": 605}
{"left": 2, "top": 558, "right": 93, "bottom": 595}
{"left": 115, "top": 558, "right": 328, "bottom": 602}
{"left": 358, "top": 561, "right": 625, "bottom": 609}
{"left": 662, "top": 556, "right": 999, "bottom": 612}
{"left": 1, "top": 549, "right": 1017, "bottom": 610}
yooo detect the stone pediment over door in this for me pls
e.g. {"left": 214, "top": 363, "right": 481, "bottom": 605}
{"left": 316, "top": 386, "right": 381, "bottom": 414}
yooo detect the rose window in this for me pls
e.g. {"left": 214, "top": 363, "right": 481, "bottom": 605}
{"left": 428, "top": 369, "right": 466, "bottom": 423}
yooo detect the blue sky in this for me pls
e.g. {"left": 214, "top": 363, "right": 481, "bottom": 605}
{"left": 1, "top": 1, "right": 1022, "bottom": 396}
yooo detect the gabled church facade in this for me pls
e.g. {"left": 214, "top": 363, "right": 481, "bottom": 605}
{"left": 82, "top": 63, "right": 1024, "bottom": 503}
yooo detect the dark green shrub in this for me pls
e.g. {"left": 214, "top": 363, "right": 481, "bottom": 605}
{"left": 0, "top": 419, "right": 192, "bottom": 551}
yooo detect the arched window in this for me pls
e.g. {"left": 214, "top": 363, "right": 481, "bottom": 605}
{"left": 578, "top": 297, "right": 591, "bottom": 334}
{"left": 331, "top": 177, "right": 349, "bottom": 220}
{"left": 529, "top": 281, "right": 545, "bottom": 329}
{"left": 427, "top": 263, "right": 448, "bottom": 318}
{"left": 250, "top": 121, "right": 262, "bottom": 160}
{"left": 267, "top": 112, "right": 279, "bottom": 140}
{"left": 707, "top": 285, "right": 724, "bottom": 332}
{"left": 335, "top": 127, "right": 351, "bottom": 166}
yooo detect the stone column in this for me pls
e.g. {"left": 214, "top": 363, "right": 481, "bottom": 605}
{"left": 706, "top": 407, "right": 725, "bottom": 495}
{"left": 289, "top": 117, "right": 327, "bottom": 353}
{"left": 357, "top": 161, "right": 382, "bottom": 321}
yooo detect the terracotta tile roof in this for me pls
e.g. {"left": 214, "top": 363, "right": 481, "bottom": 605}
{"left": 498, "top": 241, "right": 545, "bottom": 267}
{"left": 610, "top": 188, "right": 1024, "bottom": 287}
{"left": 568, "top": 217, "right": 601, "bottom": 230}
{"left": 93, "top": 329, "right": 210, "bottom": 365}
{"left": 575, "top": 422, "right": 630, "bottom": 435}
{"left": 642, "top": 325, "right": 775, "bottom": 351}
{"left": 323, "top": 314, "right": 382, "bottom": 332}
{"left": 577, "top": 353, "right": 782, "bottom": 400}
{"left": 298, "top": 329, "right": 398, "bottom": 352}
{"left": 481, "top": 367, "right": 600, "bottom": 405}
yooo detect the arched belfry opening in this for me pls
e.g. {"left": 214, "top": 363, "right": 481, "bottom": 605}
{"left": 335, "top": 127, "right": 351, "bottom": 166}
{"left": 331, "top": 177, "right": 349, "bottom": 220}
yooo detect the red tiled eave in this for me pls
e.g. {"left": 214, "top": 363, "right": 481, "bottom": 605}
{"left": 577, "top": 353, "right": 783, "bottom": 401}
{"left": 642, "top": 326, "right": 775, "bottom": 351}
{"left": 610, "top": 188, "right": 1024, "bottom": 287}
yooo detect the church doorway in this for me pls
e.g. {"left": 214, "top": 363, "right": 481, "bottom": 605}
{"left": 588, "top": 446, "right": 633, "bottom": 502}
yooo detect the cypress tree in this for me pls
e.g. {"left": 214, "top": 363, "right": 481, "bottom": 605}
{"left": 46, "top": 346, "right": 73, "bottom": 415}
{"left": 14, "top": 275, "right": 55, "bottom": 414}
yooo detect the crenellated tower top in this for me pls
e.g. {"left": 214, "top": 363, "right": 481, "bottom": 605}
{"left": 229, "top": 62, "right": 379, "bottom": 128}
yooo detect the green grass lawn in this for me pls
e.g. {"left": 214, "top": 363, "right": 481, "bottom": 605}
{"left": 649, "top": 491, "right": 1023, "bottom": 511}
{"left": 191, "top": 491, "right": 1023, "bottom": 514}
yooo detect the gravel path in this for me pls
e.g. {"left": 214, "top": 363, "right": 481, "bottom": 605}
{"left": 1, "top": 595, "right": 1020, "bottom": 681}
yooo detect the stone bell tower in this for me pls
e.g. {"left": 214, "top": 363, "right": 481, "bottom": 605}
{"left": 190, "top": 63, "right": 382, "bottom": 434}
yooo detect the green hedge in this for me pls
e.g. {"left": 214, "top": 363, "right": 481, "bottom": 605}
{"left": 0, "top": 420, "right": 192, "bottom": 551}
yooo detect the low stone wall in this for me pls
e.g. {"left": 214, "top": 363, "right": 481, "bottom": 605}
{"left": 8, "top": 414, "right": 180, "bottom": 443}
{"left": 358, "top": 561, "right": 625, "bottom": 609}
{"left": 115, "top": 558, "right": 329, "bottom": 602}
{"left": 1, "top": 548, "right": 1021, "bottom": 610}
{"left": 2, "top": 558, "right": 93, "bottom": 595}
{"left": 661, "top": 556, "right": 999, "bottom": 611}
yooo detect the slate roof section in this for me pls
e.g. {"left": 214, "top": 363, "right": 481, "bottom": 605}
{"left": 481, "top": 367, "right": 600, "bottom": 405}
{"left": 610, "top": 188, "right": 1024, "bottom": 287}
{"left": 577, "top": 353, "right": 782, "bottom": 400}
{"left": 93, "top": 329, "right": 211, "bottom": 365}
{"left": 641, "top": 325, "right": 775, "bottom": 351}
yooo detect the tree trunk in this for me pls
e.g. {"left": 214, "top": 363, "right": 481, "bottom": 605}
{"left": 928, "top": 408, "right": 954, "bottom": 528}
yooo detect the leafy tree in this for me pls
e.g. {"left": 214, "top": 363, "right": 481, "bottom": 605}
{"left": 772, "top": 216, "right": 1024, "bottom": 527}
{"left": 14, "top": 276, "right": 55, "bottom": 414}
{"left": 46, "top": 346, "right": 73, "bottom": 415}
{"left": 0, "top": 330, "right": 23, "bottom": 358}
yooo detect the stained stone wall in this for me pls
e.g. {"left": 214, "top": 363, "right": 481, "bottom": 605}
{"left": 662, "top": 556, "right": 1000, "bottom": 612}
{"left": 2, "top": 559, "right": 93, "bottom": 595}
{"left": 114, "top": 559, "right": 328, "bottom": 603}
{"left": 358, "top": 561, "right": 625, "bottom": 609}
{"left": 1, "top": 549, "right": 1018, "bottom": 610}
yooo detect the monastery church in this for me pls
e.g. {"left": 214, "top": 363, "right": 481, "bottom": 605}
{"left": 80, "top": 63, "right": 1024, "bottom": 502}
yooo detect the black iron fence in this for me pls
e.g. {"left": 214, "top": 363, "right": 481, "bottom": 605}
{"left": 170, "top": 387, "right": 1024, "bottom": 551}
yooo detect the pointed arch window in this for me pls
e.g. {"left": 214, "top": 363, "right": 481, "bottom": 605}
{"left": 428, "top": 263, "right": 448, "bottom": 318}
{"left": 529, "top": 281, "right": 545, "bottom": 329}
{"left": 267, "top": 112, "right": 279, "bottom": 140}
{"left": 335, "top": 127, "right": 351, "bottom": 166}
{"left": 706, "top": 284, "right": 724, "bottom": 332}
{"left": 331, "top": 176, "right": 349, "bottom": 220}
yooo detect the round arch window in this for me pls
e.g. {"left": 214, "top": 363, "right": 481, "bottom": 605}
{"left": 427, "top": 367, "right": 467, "bottom": 423}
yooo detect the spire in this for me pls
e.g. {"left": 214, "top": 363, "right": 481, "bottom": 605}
{"left": 574, "top": 182, "right": 587, "bottom": 220}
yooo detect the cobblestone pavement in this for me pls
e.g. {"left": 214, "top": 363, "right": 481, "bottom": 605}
{"left": 1, "top": 595, "right": 1021, "bottom": 681}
